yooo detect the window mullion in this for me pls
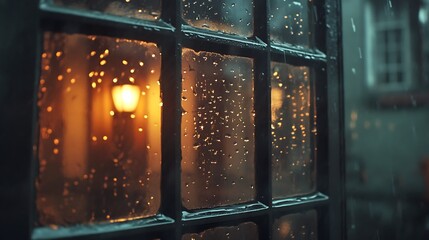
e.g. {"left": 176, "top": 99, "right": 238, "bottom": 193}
{"left": 160, "top": 0, "right": 182, "bottom": 239}
{"left": 2, "top": 1, "right": 41, "bottom": 239}
{"left": 253, "top": 0, "right": 272, "bottom": 239}
{"left": 325, "top": 0, "right": 346, "bottom": 239}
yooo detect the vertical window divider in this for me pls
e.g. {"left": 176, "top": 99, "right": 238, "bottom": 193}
{"left": 253, "top": 0, "right": 272, "bottom": 238}
{"left": 325, "top": 0, "right": 346, "bottom": 239}
{"left": 1, "top": 0, "right": 41, "bottom": 239}
{"left": 160, "top": 0, "right": 183, "bottom": 239}
{"left": 31, "top": 21, "right": 44, "bottom": 239}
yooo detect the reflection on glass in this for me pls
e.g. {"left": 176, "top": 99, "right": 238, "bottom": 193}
{"left": 182, "top": 0, "right": 254, "bottom": 37}
{"left": 182, "top": 222, "right": 258, "bottom": 240}
{"left": 271, "top": 62, "right": 316, "bottom": 199}
{"left": 181, "top": 48, "right": 255, "bottom": 210}
{"left": 50, "top": 0, "right": 161, "bottom": 21}
{"left": 36, "top": 32, "right": 162, "bottom": 226}
{"left": 273, "top": 210, "right": 318, "bottom": 240}
{"left": 269, "top": 0, "right": 313, "bottom": 47}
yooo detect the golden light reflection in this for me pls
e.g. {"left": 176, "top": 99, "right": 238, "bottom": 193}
{"left": 271, "top": 87, "right": 283, "bottom": 121}
{"left": 271, "top": 62, "right": 315, "bottom": 199}
{"left": 274, "top": 211, "right": 317, "bottom": 239}
{"left": 37, "top": 32, "right": 162, "bottom": 226}
{"left": 278, "top": 221, "right": 292, "bottom": 238}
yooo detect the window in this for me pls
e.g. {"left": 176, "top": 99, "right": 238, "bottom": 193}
{"left": 365, "top": 0, "right": 416, "bottom": 92}
{"left": 0, "top": 0, "right": 344, "bottom": 239}
{"left": 422, "top": 0, "right": 429, "bottom": 85}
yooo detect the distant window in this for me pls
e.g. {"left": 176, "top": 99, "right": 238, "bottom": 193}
{"left": 422, "top": 0, "right": 429, "bottom": 84}
{"left": 365, "top": 0, "right": 414, "bottom": 92}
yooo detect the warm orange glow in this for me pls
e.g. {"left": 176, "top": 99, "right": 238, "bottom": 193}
{"left": 112, "top": 84, "right": 141, "bottom": 113}
{"left": 271, "top": 87, "right": 283, "bottom": 121}
{"left": 278, "top": 221, "right": 292, "bottom": 237}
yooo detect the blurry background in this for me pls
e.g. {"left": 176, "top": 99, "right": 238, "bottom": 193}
{"left": 342, "top": 0, "right": 429, "bottom": 239}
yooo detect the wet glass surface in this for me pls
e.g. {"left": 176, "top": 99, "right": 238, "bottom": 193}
{"left": 182, "top": 0, "right": 254, "bottom": 37}
{"left": 271, "top": 62, "right": 316, "bottom": 199}
{"left": 273, "top": 210, "right": 318, "bottom": 240}
{"left": 36, "top": 32, "right": 162, "bottom": 226}
{"left": 269, "top": 0, "right": 313, "bottom": 48}
{"left": 181, "top": 48, "right": 255, "bottom": 210}
{"left": 49, "top": 0, "right": 161, "bottom": 21}
{"left": 182, "top": 222, "right": 258, "bottom": 240}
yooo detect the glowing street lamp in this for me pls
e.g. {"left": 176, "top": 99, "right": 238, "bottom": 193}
{"left": 111, "top": 84, "right": 141, "bottom": 113}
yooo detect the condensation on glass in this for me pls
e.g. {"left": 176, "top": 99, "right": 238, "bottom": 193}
{"left": 181, "top": 48, "right": 255, "bottom": 210}
{"left": 269, "top": 0, "right": 313, "bottom": 47}
{"left": 273, "top": 210, "right": 318, "bottom": 240}
{"left": 182, "top": 222, "right": 259, "bottom": 240}
{"left": 271, "top": 62, "right": 316, "bottom": 199}
{"left": 49, "top": 0, "right": 161, "bottom": 21}
{"left": 182, "top": 0, "right": 254, "bottom": 37}
{"left": 36, "top": 32, "right": 162, "bottom": 226}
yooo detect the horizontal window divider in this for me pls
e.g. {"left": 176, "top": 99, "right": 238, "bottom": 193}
{"left": 182, "top": 25, "right": 268, "bottom": 51}
{"left": 181, "top": 41, "right": 266, "bottom": 61}
{"left": 182, "top": 202, "right": 268, "bottom": 225}
{"left": 272, "top": 192, "right": 329, "bottom": 212}
{"left": 271, "top": 43, "right": 327, "bottom": 63}
{"left": 40, "top": 3, "right": 175, "bottom": 34}
{"left": 32, "top": 214, "right": 174, "bottom": 240}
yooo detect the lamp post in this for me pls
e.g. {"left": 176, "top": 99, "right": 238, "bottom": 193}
{"left": 111, "top": 84, "right": 141, "bottom": 153}
{"left": 102, "top": 83, "right": 142, "bottom": 220}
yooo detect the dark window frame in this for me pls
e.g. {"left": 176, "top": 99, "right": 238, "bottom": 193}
{"left": 0, "top": 0, "right": 345, "bottom": 239}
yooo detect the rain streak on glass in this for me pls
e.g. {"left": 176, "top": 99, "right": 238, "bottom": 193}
{"left": 269, "top": 0, "right": 313, "bottom": 47}
{"left": 181, "top": 48, "right": 255, "bottom": 210}
{"left": 271, "top": 62, "right": 316, "bottom": 199}
{"left": 273, "top": 210, "right": 318, "bottom": 240}
{"left": 182, "top": 0, "right": 254, "bottom": 37}
{"left": 36, "top": 32, "right": 162, "bottom": 226}
{"left": 182, "top": 222, "right": 259, "bottom": 240}
{"left": 50, "top": 0, "right": 161, "bottom": 21}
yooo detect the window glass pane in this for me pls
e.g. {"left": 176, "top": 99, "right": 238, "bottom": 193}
{"left": 182, "top": 0, "right": 254, "bottom": 37}
{"left": 271, "top": 62, "right": 316, "bottom": 199}
{"left": 273, "top": 210, "right": 318, "bottom": 240}
{"left": 269, "top": 0, "right": 313, "bottom": 47}
{"left": 49, "top": 0, "right": 161, "bottom": 21}
{"left": 36, "top": 32, "right": 162, "bottom": 226}
{"left": 182, "top": 222, "right": 258, "bottom": 240}
{"left": 181, "top": 48, "right": 255, "bottom": 210}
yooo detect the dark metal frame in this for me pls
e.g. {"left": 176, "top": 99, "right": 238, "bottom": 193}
{"left": 0, "top": 0, "right": 344, "bottom": 239}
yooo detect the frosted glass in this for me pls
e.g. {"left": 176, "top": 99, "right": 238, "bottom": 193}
{"left": 270, "top": 0, "right": 313, "bottom": 47}
{"left": 36, "top": 32, "right": 162, "bottom": 226}
{"left": 51, "top": 0, "right": 161, "bottom": 21}
{"left": 181, "top": 48, "right": 255, "bottom": 210}
{"left": 273, "top": 210, "right": 318, "bottom": 240}
{"left": 182, "top": 0, "right": 254, "bottom": 37}
{"left": 271, "top": 62, "right": 316, "bottom": 199}
{"left": 183, "top": 222, "right": 258, "bottom": 240}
